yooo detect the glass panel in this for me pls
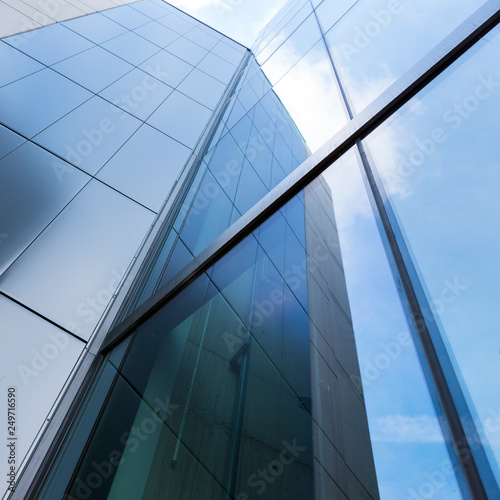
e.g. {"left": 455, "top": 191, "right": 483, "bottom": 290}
{"left": 0, "top": 41, "right": 43, "bottom": 87}
{"left": 133, "top": 21, "right": 180, "bottom": 48}
{"left": 3, "top": 22, "right": 93, "bottom": 65}
{"left": 316, "top": 0, "right": 356, "bottom": 33}
{"left": 0, "top": 295, "right": 84, "bottom": 469}
{"left": 0, "top": 142, "right": 90, "bottom": 275}
{"left": 0, "top": 124, "right": 25, "bottom": 160}
{"left": 147, "top": 91, "right": 212, "bottom": 149}
{"left": 256, "top": 1, "right": 313, "bottom": 64}
{"left": 63, "top": 12, "right": 127, "bottom": 44}
{"left": 102, "top": 5, "right": 152, "bottom": 30}
{"left": 364, "top": 24, "right": 500, "bottom": 484}
{"left": 273, "top": 40, "right": 348, "bottom": 152}
{"left": 212, "top": 40, "right": 246, "bottom": 66}
{"left": 129, "top": 0, "right": 170, "bottom": 21}
{"left": 97, "top": 124, "right": 191, "bottom": 212}
{"left": 322, "top": 150, "right": 462, "bottom": 499}
{"left": 156, "top": 12, "right": 196, "bottom": 36}
{"left": 325, "top": 0, "right": 486, "bottom": 112}
{"left": 52, "top": 46, "right": 134, "bottom": 94}
{"left": 33, "top": 96, "right": 142, "bottom": 176}
{"left": 139, "top": 49, "right": 193, "bottom": 88}
{"left": 197, "top": 52, "right": 238, "bottom": 84}
{"left": 179, "top": 168, "right": 236, "bottom": 255}
{"left": 261, "top": 13, "right": 321, "bottom": 86}
{"left": 99, "top": 68, "right": 173, "bottom": 122}
{"left": 0, "top": 180, "right": 155, "bottom": 340}
{"left": 177, "top": 68, "right": 226, "bottom": 110}
{"left": 0, "top": 68, "right": 92, "bottom": 139}
{"left": 184, "top": 26, "right": 220, "bottom": 51}
{"left": 102, "top": 31, "right": 161, "bottom": 66}
{"left": 165, "top": 36, "right": 209, "bottom": 66}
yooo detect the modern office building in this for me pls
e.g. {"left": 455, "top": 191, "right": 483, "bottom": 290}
{"left": 1, "top": 0, "right": 500, "bottom": 499}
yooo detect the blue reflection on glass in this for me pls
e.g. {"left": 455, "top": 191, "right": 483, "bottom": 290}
{"left": 147, "top": 91, "right": 212, "bottom": 149}
{"left": 102, "top": 5, "right": 151, "bottom": 30}
{"left": 97, "top": 124, "right": 191, "bottom": 212}
{"left": 99, "top": 68, "right": 173, "bottom": 122}
{"left": 0, "top": 41, "right": 43, "bottom": 87}
{"left": 139, "top": 50, "right": 193, "bottom": 88}
{"left": 0, "top": 68, "right": 92, "bottom": 138}
{"left": 53, "top": 46, "right": 134, "bottom": 94}
{"left": 4, "top": 23, "right": 93, "bottom": 65}
{"left": 0, "top": 124, "right": 25, "bottom": 160}
{"left": 63, "top": 12, "right": 127, "bottom": 44}
{"left": 134, "top": 21, "right": 180, "bottom": 48}
{"left": 102, "top": 31, "right": 161, "bottom": 66}
{"left": 33, "top": 96, "right": 141, "bottom": 176}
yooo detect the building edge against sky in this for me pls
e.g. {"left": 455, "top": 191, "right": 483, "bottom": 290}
{"left": 1, "top": 0, "right": 500, "bottom": 499}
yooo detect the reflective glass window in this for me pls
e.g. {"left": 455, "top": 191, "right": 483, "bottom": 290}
{"left": 0, "top": 41, "right": 43, "bottom": 87}
{"left": 325, "top": 0, "right": 486, "bottom": 112}
{"left": 212, "top": 40, "right": 246, "bottom": 66}
{"left": 139, "top": 50, "right": 193, "bottom": 88}
{"left": 273, "top": 40, "right": 348, "bottom": 152}
{"left": 102, "top": 31, "right": 161, "bottom": 66}
{"left": 316, "top": 0, "right": 356, "bottom": 33}
{"left": 53, "top": 46, "right": 134, "bottom": 94}
{"left": 261, "top": 13, "right": 322, "bottom": 86}
{"left": 234, "top": 160, "right": 268, "bottom": 214}
{"left": 0, "top": 68, "right": 92, "bottom": 138}
{"left": 99, "top": 68, "right": 173, "bottom": 122}
{"left": 134, "top": 21, "right": 180, "bottom": 48}
{"left": 147, "top": 91, "right": 212, "bottom": 149}
{"left": 130, "top": 0, "right": 170, "bottom": 21}
{"left": 157, "top": 13, "right": 196, "bottom": 35}
{"left": 97, "top": 124, "right": 191, "bottom": 212}
{"left": 364, "top": 24, "right": 500, "bottom": 482}
{"left": 165, "top": 36, "right": 209, "bottom": 66}
{"left": 177, "top": 68, "right": 226, "bottom": 110}
{"left": 63, "top": 12, "right": 127, "bottom": 44}
{"left": 184, "top": 26, "right": 220, "bottom": 51}
{"left": 102, "top": 4, "right": 151, "bottom": 30}
{"left": 4, "top": 23, "right": 93, "bottom": 65}
{"left": 33, "top": 96, "right": 141, "bottom": 176}
{"left": 0, "top": 124, "right": 25, "bottom": 160}
{"left": 178, "top": 168, "right": 236, "bottom": 255}
{"left": 197, "top": 52, "right": 238, "bottom": 84}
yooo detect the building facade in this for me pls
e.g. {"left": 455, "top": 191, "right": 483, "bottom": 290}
{"left": 1, "top": 0, "right": 500, "bottom": 499}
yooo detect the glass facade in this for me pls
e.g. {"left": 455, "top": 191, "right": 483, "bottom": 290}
{"left": 2, "top": 1, "right": 500, "bottom": 499}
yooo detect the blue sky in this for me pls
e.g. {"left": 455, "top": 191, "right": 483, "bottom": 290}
{"left": 167, "top": 0, "right": 288, "bottom": 47}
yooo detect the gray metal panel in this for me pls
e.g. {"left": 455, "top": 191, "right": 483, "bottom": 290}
{"left": 0, "top": 179, "right": 155, "bottom": 341}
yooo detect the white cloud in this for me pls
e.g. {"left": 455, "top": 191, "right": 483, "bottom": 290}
{"left": 372, "top": 414, "right": 444, "bottom": 443}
